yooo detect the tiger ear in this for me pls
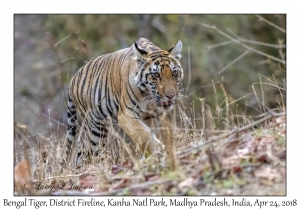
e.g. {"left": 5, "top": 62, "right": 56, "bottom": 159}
{"left": 133, "top": 41, "right": 148, "bottom": 69}
{"left": 168, "top": 39, "right": 182, "bottom": 60}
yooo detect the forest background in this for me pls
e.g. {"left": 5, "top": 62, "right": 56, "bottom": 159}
{"left": 14, "top": 14, "right": 286, "bottom": 136}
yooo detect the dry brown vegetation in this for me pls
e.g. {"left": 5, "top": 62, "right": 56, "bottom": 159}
{"left": 14, "top": 88, "right": 286, "bottom": 195}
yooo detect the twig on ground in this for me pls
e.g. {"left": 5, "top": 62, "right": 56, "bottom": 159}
{"left": 176, "top": 111, "right": 285, "bottom": 158}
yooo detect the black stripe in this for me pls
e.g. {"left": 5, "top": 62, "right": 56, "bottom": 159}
{"left": 80, "top": 60, "right": 94, "bottom": 107}
{"left": 106, "top": 89, "right": 114, "bottom": 116}
{"left": 122, "top": 97, "right": 139, "bottom": 117}
{"left": 108, "top": 53, "right": 119, "bottom": 117}
{"left": 125, "top": 83, "right": 140, "bottom": 112}
{"left": 67, "top": 110, "right": 76, "bottom": 118}
{"left": 93, "top": 73, "right": 107, "bottom": 120}
{"left": 90, "top": 140, "right": 97, "bottom": 146}
{"left": 91, "top": 130, "right": 107, "bottom": 139}
{"left": 121, "top": 104, "right": 143, "bottom": 117}
{"left": 144, "top": 116, "right": 155, "bottom": 120}
{"left": 113, "top": 99, "right": 119, "bottom": 116}
{"left": 68, "top": 126, "right": 76, "bottom": 135}
{"left": 128, "top": 81, "right": 139, "bottom": 102}
{"left": 74, "top": 71, "right": 87, "bottom": 115}
{"left": 139, "top": 68, "right": 145, "bottom": 81}
{"left": 104, "top": 54, "right": 114, "bottom": 117}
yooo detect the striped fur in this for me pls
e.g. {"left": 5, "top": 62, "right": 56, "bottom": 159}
{"left": 67, "top": 37, "right": 183, "bottom": 157}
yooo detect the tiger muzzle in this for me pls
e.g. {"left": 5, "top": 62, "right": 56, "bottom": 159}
{"left": 162, "top": 100, "right": 173, "bottom": 108}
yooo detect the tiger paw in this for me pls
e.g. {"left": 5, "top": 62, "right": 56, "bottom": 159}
{"left": 154, "top": 137, "right": 165, "bottom": 151}
{"left": 142, "top": 135, "right": 164, "bottom": 157}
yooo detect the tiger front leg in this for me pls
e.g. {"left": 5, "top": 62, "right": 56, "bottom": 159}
{"left": 118, "top": 112, "right": 165, "bottom": 157}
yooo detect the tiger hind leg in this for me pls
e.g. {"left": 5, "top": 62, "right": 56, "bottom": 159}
{"left": 66, "top": 94, "right": 77, "bottom": 158}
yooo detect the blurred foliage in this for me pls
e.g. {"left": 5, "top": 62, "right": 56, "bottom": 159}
{"left": 15, "top": 14, "right": 286, "bottom": 133}
{"left": 44, "top": 14, "right": 285, "bottom": 113}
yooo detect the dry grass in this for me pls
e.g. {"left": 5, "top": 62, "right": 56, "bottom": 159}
{"left": 14, "top": 78, "right": 286, "bottom": 195}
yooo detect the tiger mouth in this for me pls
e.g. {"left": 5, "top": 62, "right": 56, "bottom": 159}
{"left": 161, "top": 100, "right": 172, "bottom": 109}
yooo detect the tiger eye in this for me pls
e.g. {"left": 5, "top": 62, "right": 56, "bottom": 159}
{"left": 154, "top": 72, "right": 160, "bottom": 77}
{"left": 172, "top": 71, "right": 178, "bottom": 78}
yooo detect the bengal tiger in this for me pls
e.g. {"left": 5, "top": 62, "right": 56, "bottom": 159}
{"left": 67, "top": 37, "right": 183, "bottom": 159}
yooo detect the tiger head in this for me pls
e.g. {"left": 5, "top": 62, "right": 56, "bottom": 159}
{"left": 133, "top": 38, "right": 183, "bottom": 111}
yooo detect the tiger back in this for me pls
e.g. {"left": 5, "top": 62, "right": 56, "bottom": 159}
{"left": 67, "top": 37, "right": 183, "bottom": 159}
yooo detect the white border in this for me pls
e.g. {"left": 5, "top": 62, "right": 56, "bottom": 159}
{"left": 3, "top": 0, "right": 299, "bottom": 209}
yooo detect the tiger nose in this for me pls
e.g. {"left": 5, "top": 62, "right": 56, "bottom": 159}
{"left": 166, "top": 94, "right": 176, "bottom": 99}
